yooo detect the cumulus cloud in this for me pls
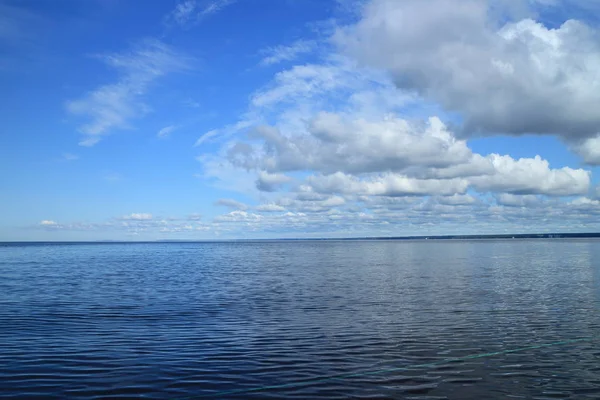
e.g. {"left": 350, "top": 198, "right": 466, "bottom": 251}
{"left": 255, "top": 171, "right": 292, "bottom": 192}
{"left": 335, "top": 0, "right": 600, "bottom": 144}
{"left": 40, "top": 220, "right": 57, "bottom": 226}
{"left": 234, "top": 114, "right": 471, "bottom": 175}
{"left": 66, "top": 40, "right": 190, "bottom": 146}
{"left": 469, "top": 154, "right": 589, "bottom": 195}
{"left": 572, "top": 135, "right": 600, "bottom": 165}
{"left": 224, "top": 110, "right": 590, "bottom": 198}
{"left": 307, "top": 172, "right": 470, "bottom": 197}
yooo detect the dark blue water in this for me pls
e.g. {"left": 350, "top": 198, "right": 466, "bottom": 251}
{"left": 1, "top": 240, "right": 600, "bottom": 399}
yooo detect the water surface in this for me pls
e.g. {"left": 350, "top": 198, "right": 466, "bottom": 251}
{"left": 1, "top": 240, "right": 600, "bottom": 399}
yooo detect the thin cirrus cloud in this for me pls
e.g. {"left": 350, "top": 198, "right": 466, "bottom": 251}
{"left": 157, "top": 125, "right": 178, "bottom": 139}
{"left": 215, "top": 198, "right": 248, "bottom": 210}
{"left": 66, "top": 39, "right": 190, "bottom": 147}
{"left": 259, "top": 39, "right": 317, "bottom": 66}
{"left": 164, "top": 0, "right": 236, "bottom": 28}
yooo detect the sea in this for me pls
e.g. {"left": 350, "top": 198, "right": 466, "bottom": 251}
{"left": 1, "top": 239, "right": 600, "bottom": 399}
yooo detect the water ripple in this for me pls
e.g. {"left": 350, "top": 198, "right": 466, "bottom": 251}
{"left": 1, "top": 240, "right": 600, "bottom": 399}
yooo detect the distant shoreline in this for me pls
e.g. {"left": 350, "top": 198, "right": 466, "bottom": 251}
{"left": 3, "top": 232, "right": 600, "bottom": 244}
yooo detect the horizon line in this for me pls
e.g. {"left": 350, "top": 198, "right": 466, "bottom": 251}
{"left": 2, "top": 232, "right": 600, "bottom": 243}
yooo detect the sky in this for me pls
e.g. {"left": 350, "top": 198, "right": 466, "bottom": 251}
{"left": 2, "top": 0, "right": 600, "bottom": 241}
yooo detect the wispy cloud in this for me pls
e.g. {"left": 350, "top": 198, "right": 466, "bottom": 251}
{"left": 62, "top": 153, "right": 79, "bottom": 161}
{"left": 200, "top": 0, "right": 236, "bottom": 17}
{"left": 260, "top": 40, "right": 316, "bottom": 66}
{"left": 215, "top": 198, "right": 248, "bottom": 210}
{"left": 165, "top": 0, "right": 235, "bottom": 28}
{"left": 157, "top": 125, "right": 178, "bottom": 138}
{"left": 194, "top": 129, "right": 220, "bottom": 147}
{"left": 167, "top": 0, "right": 197, "bottom": 26}
{"left": 66, "top": 39, "right": 190, "bottom": 146}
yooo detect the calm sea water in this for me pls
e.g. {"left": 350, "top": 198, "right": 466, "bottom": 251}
{"left": 1, "top": 240, "right": 600, "bottom": 399}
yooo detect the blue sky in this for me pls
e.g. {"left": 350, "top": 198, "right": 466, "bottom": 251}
{"left": 1, "top": 0, "right": 600, "bottom": 240}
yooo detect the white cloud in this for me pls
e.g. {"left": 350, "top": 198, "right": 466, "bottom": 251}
{"left": 570, "top": 197, "right": 600, "bottom": 209}
{"left": 573, "top": 135, "right": 600, "bottom": 165}
{"left": 222, "top": 108, "right": 590, "bottom": 198}
{"left": 121, "top": 213, "right": 153, "bottom": 221}
{"left": 335, "top": 0, "right": 600, "bottom": 144}
{"left": 255, "top": 203, "right": 287, "bottom": 212}
{"left": 66, "top": 40, "right": 190, "bottom": 146}
{"left": 250, "top": 60, "right": 398, "bottom": 109}
{"left": 233, "top": 114, "right": 471, "bottom": 175}
{"left": 260, "top": 40, "right": 316, "bottom": 66}
{"left": 157, "top": 125, "right": 177, "bottom": 138}
{"left": 215, "top": 198, "right": 248, "bottom": 210}
{"left": 79, "top": 137, "right": 101, "bottom": 147}
{"left": 214, "top": 210, "right": 261, "bottom": 222}
{"left": 307, "top": 172, "right": 470, "bottom": 197}
{"left": 187, "top": 5, "right": 597, "bottom": 236}
{"left": 40, "top": 220, "right": 57, "bottom": 226}
{"left": 469, "top": 154, "right": 589, "bottom": 196}
{"left": 31, "top": 194, "right": 600, "bottom": 238}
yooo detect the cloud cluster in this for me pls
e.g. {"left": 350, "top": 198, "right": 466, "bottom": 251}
{"left": 36, "top": 194, "right": 600, "bottom": 238}
{"left": 225, "top": 112, "right": 589, "bottom": 197}
{"left": 334, "top": 0, "right": 600, "bottom": 155}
